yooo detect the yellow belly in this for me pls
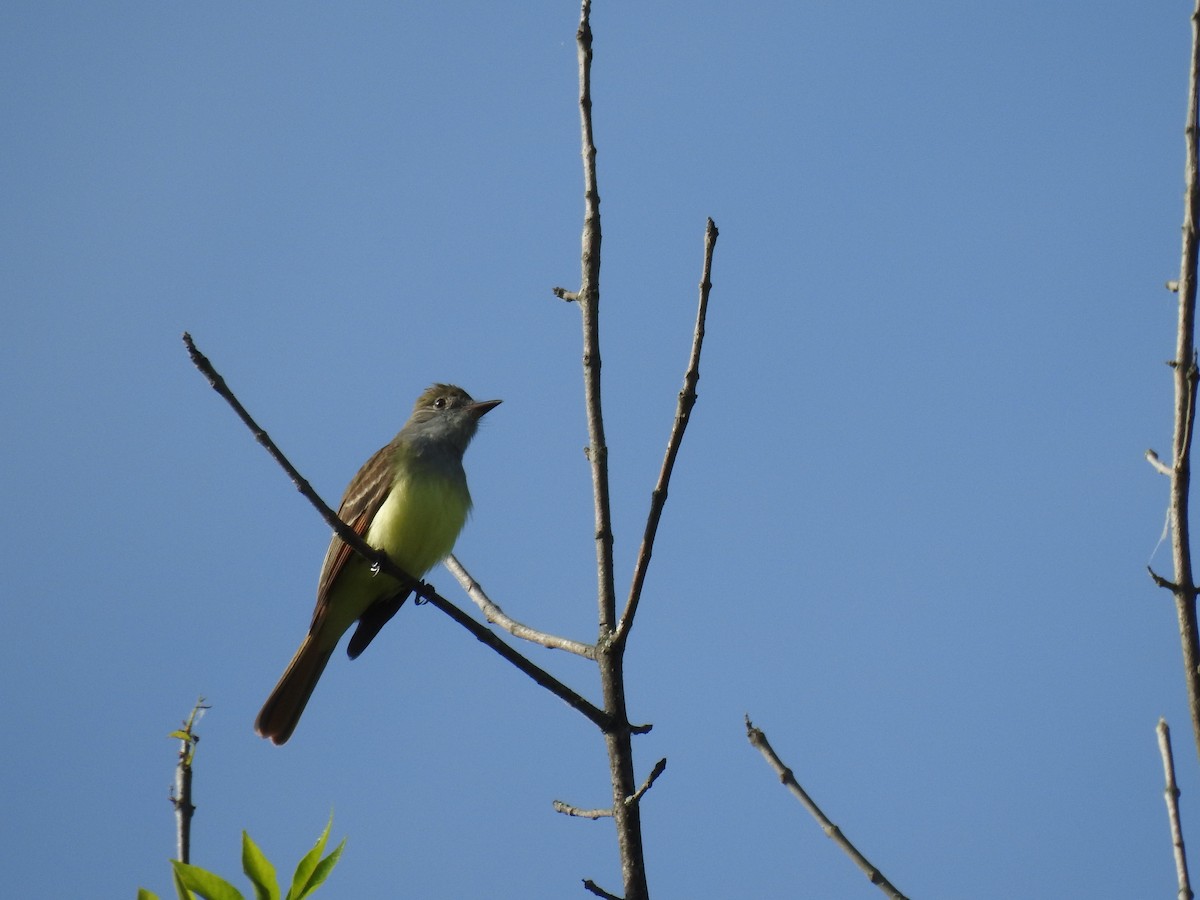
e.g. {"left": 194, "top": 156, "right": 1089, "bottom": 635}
{"left": 319, "top": 465, "right": 472, "bottom": 640}
{"left": 365, "top": 469, "right": 471, "bottom": 578}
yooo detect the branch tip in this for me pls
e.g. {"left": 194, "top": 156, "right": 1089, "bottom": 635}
{"left": 1149, "top": 566, "right": 1181, "bottom": 591}
{"left": 582, "top": 879, "right": 622, "bottom": 900}
{"left": 615, "top": 215, "right": 719, "bottom": 645}
{"left": 1157, "top": 718, "right": 1194, "bottom": 898}
{"left": 625, "top": 758, "right": 667, "bottom": 807}
{"left": 554, "top": 799, "right": 613, "bottom": 820}
{"left": 746, "top": 718, "right": 910, "bottom": 899}
{"left": 1148, "top": 449, "right": 1175, "bottom": 476}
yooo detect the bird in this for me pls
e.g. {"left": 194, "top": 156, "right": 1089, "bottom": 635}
{"left": 255, "top": 384, "right": 500, "bottom": 745}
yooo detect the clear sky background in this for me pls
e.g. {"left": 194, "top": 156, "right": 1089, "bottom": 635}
{"left": 1, "top": 2, "right": 1191, "bottom": 897}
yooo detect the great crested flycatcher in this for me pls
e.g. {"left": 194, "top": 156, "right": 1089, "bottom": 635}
{"left": 255, "top": 384, "right": 500, "bottom": 745}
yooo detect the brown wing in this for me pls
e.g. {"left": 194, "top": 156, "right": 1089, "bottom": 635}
{"left": 346, "top": 587, "right": 412, "bottom": 659}
{"left": 306, "top": 441, "right": 396, "bottom": 634}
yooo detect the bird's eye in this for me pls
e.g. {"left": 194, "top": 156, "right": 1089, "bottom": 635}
{"left": 434, "top": 397, "right": 447, "bottom": 409}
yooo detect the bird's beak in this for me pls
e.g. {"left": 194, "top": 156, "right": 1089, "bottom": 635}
{"left": 469, "top": 398, "right": 502, "bottom": 418}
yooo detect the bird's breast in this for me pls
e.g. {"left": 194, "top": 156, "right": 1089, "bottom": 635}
{"left": 364, "top": 466, "right": 471, "bottom": 578}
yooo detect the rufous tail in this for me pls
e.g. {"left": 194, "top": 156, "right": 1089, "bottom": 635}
{"left": 255, "top": 634, "right": 335, "bottom": 745}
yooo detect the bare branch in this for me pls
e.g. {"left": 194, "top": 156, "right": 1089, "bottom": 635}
{"left": 567, "top": 0, "right": 617, "bottom": 639}
{"left": 167, "top": 698, "right": 208, "bottom": 865}
{"left": 1157, "top": 719, "right": 1194, "bottom": 900}
{"left": 444, "top": 554, "right": 596, "bottom": 658}
{"left": 615, "top": 218, "right": 718, "bottom": 647}
{"left": 1159, "top": 0, "right": 1200, "bottom": 759}
{"left": 184, "top": 332, "right": 374, "bottom": 566}
{"left": 554, "top": 800, "right": 612, "bottom": 819}
{"left": 582, "top": 879, "right": 623, "bottom": 900}
{"left": 554, "top": 757, "right": 665, "bottom": 820}
{"left": 1150, "top": 449, "right": 1177, "bottom": 477}
{"left": 625, "top": 757, "right": 667, "bottom": 807}
{"left": 183, "top": 332, "right": 613, "bottom": 732}
{"left": 745, "top": 717, "right": 910, "bottom": 900}
{"left": 416, "top": 579, "right": 612, "bottom": 730}
{"left": 1151, "top": 566, "right": 1186, "bottom": 592}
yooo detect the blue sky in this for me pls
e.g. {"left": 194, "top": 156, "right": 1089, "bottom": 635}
{"left": 1, "top": 2, "right": 1191, "bottom": 897}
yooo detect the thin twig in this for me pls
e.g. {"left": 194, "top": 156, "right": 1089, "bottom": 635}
{"left": 554, "top": 800, "right": 612, "bottom": 819}
{"left": 551, "top": 758, "right": 666, "bottom": 820}
{"left": 614, "top": 218, "right": 718, "bottom": 647}
{"left": 569, "top": 0, "right": 617, "bottom": 639}
{"left": 1151, "top": 565, "right": 1186, "bottom": 592}
{"left": 183, "top": 332, "right": 613, "bottom": 732}
{"left": 1158, "top": 0, "right": 1200, "bottom": 760}
{"left": 420, "top": 582, "right": 611, "bottom": 730}
{"left": 1158, "top": 719, "right": 1194, "bottom": 900}
{"left": 1150, "top": 449, "right": 1176, "bottom": 477}
{"left": 625, "top": 757, "right": 667, "bottom": 807}
{"left": 582, "top": 880, "right": 623, "bottom": 900}
{"left": 444, "top": 554, "right": 596, "bottom": 658}
{"left": 745, "top": 717, "right": 910, "bottom": 900}
{"left": 184, "top": 332, "right": 402, "bottom": 578}
{"left": 167, "top": 699, "right": 208, "bottom": 864}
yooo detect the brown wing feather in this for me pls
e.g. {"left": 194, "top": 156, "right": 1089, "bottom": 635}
{"left": 346, "top": 588, "right": 412, "bottom": 659}
{"left": 307, "top": 441, "right": 396, "bottom": 633}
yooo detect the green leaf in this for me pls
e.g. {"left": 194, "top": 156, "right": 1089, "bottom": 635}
{"left": 285, "top": 816, "right": 328, "bottom": 897}
{"left": 286, "top": 815, "right": 344, "bottom": 900}
{"left": 293, "top": 838, "right": 345, "bottom": 900}
{"left": 167, "top": 730, "right": 191, "bottom": 741}
{"left": 170, "top": 860, "right": 244, "bottom": 900}
{"left": 172, "top": 863, "right": 194, "bottom": 900}
{"left": 287, "top": 814, "right": 330, "bottom": 895}
{"left": 148, "top": 817, "right": 341, "bottom": 900}
{"left": 241, "top": 830, "right": 279, "bottom": 900}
